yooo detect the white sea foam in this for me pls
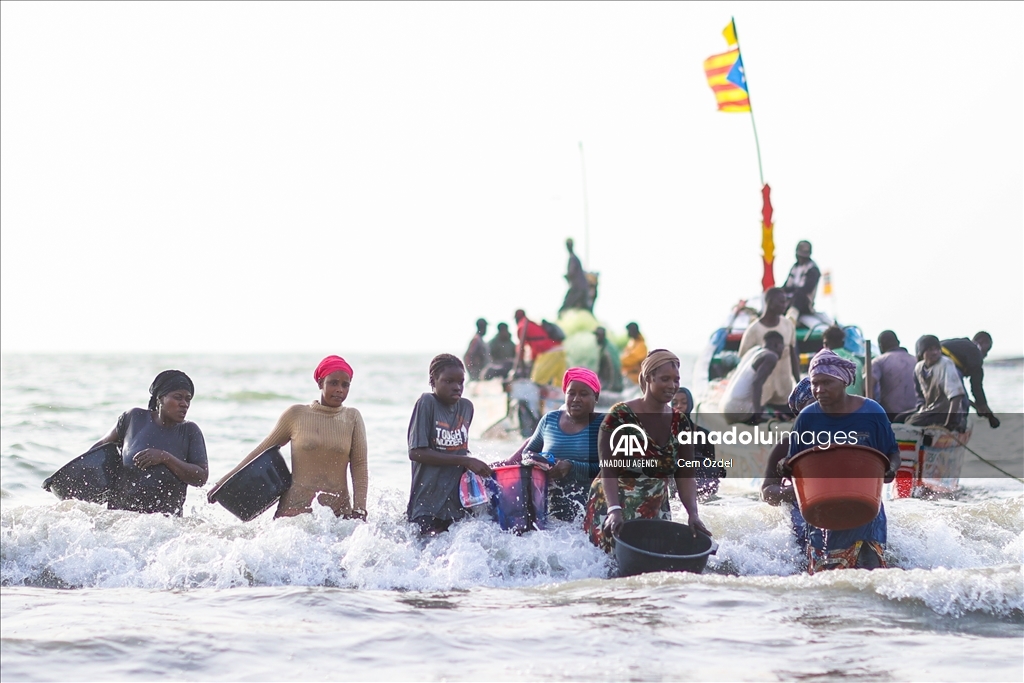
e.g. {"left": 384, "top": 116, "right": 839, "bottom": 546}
{"left": 4, "top": 487, "right": 1020, "bottom": 617}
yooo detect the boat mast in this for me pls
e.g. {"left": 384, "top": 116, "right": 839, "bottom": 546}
{"left": 578, "top": 141, "right": 590, "bottom": 268}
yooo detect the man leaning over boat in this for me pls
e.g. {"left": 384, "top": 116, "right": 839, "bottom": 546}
{"left": 737, "top": 287, "right": 800, "bottom": 413}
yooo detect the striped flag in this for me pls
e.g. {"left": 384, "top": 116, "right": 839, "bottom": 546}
{"left": 704, "top": 19, "right": 773, "bottom": 291}
{"left": 704, "top": 48, "right": 750, "bottom": 112}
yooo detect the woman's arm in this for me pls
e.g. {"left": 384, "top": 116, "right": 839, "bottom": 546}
{"left": 90, "top": 425, "right": 120, "bottom": 451}
{"left": 91, "top": 412, "right": 128, "bottom": 451}
{"left": 760, "top": 442, "right": 795, "bottom": 505}
{"left": 491, "top": 438, "right": 529, "bottom": 468}
{"left": 674, "top": 440, "right": 710, "bottom": 536}
{"left": 134, "top": 449, "right": 208, "bottom": 486}
{"left": 597, "top": 424, "right": 626, "bottom": 534}
{"left": 349, "top": 412, "right": 369, "bottom": 518}
{"left": 208, "top": 408, "right": 295, "bottom": 499}
{"left": 674, "top": 472, "right": 711, "bottom": 537}
{"left": 600, "top": 467, "right": 624, "bottom": 535}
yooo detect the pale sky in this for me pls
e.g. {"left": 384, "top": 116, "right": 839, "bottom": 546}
{"left": 2, "top": 2, "right": 1021, "bottom": 357}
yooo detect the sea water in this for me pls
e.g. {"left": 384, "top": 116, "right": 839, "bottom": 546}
{"left": 2, "top": 353, "right": 1022, "bottom": 681}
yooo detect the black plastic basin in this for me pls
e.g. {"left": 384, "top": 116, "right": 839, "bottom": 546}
{"left": 210, "top": 447, "right": 292, "bottom": 522}
{"left": 42, "top": 443, "right": 122, "bottom": 504}
{"left": 615, "top": 519, "right": 718, "bottom": 577}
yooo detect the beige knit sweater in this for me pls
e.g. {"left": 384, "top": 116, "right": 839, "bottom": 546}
{"left": 223, "top": 401, "right": 368, "bottom": 517}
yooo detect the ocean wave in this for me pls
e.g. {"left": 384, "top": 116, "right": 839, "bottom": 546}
{"left": 2, "top": 490, "right": 1021, "bottom": 617}
{"left": 0, "top": 494, "right": 611, "bottom": 592}
{"left": 601, "top": 567, "right": 1024, "bottom": 619}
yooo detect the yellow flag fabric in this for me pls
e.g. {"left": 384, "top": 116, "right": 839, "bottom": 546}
{"left": 722, "top": 20, "right": 737, "bottom": 46}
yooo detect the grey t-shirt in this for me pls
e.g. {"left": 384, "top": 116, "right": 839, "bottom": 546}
{"left": 406, "top": 393, "right": 474, "bottom": 522}
{"left": 113, "top": 407, "right": 208, "bottom": 515}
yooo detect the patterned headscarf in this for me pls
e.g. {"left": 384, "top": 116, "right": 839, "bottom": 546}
{"left": 639, "top": 349, "right": 679, "bottom": 392}
{"left": 788, "top": 377, "right": 815, "bottom": 414}
{"left": 808, "top": 349, "right": 857, "bottom": 387}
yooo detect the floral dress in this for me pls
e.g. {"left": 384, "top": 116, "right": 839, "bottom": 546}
{"left": 583, "top": 403, "right": 683, "bottom": 552}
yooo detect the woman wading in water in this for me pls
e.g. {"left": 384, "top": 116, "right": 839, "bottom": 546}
{"left": 92, "top": 369, "right": 209, "bottom": 516}
{"left": 209, "top": 356, "right": 368, "bottom": 519}
{"left": 584, "top": 350, "right": 711, "bottom": 552}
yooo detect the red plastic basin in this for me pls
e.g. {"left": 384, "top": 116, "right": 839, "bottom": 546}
{"left": 790, "top": 445, "right": 888, "bottom": 530}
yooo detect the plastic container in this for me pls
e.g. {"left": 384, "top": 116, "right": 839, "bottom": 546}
{"left": 614, "top": 519, "right": 717, "bottom": 577}
{"left": 789, "top": 445, "right": 888, "bottom": 530}
{"left": 210, "top": 447, "right": 292, "bottom": 522}
{"left": 487, "top": 465, "right": 547, "bottom": 533}
{"left": 42, "top": 443, "right": 121, "bottom": 504}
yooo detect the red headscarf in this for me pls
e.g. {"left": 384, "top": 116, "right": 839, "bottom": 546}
{"left": 314, "top": 356, "right": 354, "bottom": 384}
{"left": 562, "top": 367, "right": 600, "bottom": 396}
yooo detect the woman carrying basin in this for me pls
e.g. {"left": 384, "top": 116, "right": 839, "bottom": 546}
{"left": 777, "top": 349, "right": 901, "bottom": 573}
{"left": 583, "top": 349, "right": 711, "bottom": 552}
{"left": 91, "top": 369, "right": 209, "bottom": 516}
{"left": 209, "top": 355, "right": 368, "bottom": 519}
{"left": 494, "top": 367, "right": 604, "bottom": 522}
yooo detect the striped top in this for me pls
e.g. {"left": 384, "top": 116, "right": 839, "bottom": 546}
{"left": 525, "top": 411, "right": 601, "bottom": 484}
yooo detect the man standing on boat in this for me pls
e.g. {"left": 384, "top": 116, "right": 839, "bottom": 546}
{"left": 941, "top": 332, "right": 1000, "bottom": 429}
{"left": 782, "top": 240, "right": 820, "bottom": 319}
{"left": 868, "top": 330, "right": 917, "bottom": 419}
{"left": 738, "top": 288, "right": 800, "bottom": 412}
{"left": 559, "top": 238, "right": 592, "bottom": 314}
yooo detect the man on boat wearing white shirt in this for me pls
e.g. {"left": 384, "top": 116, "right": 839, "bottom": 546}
{"left": 721, "top": 332, "right": 786, "bottom": 424}
{"left": 738, "top": 288, "right": 800, "bottom": 410}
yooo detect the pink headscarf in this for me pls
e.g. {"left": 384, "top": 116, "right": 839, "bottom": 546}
{"left": 562, "top": 367, "right": 600, "bottom": 396}
{"left": 314, "top": 355, "right": 354, "bottom": 384}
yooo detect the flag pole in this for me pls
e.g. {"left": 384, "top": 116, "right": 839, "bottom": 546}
{"left": 749, "top": 109, "right": 765, "bottom": 187}
{"left": 732, "top": 17, "right": 765, "bottom": 187}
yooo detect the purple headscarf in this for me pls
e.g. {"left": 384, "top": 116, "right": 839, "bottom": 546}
{"left": 808, "top": 349, "right": 857, "bottom": 387}
{"left": 788, "top": 377, "right": 814, "bottom": 413}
